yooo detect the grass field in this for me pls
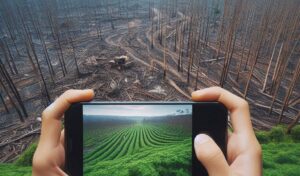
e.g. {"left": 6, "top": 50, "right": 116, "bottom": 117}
{"left": 83, "top": 122, "right": 192, "bottom": 176}
{"left": 1, "top": 125, "right": 300, "bottom": 176}
{"left": 1, "top": 141, "right": 299, "bottom": 176}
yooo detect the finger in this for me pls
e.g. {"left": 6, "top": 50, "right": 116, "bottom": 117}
{"left": 60, "top": 130, "right": 65, "bottom": 147}
{"left": 192, "top": 87, "right": 253, "bottom": 134}
{"left": 55, "top": 166, "right": 68, "bottom": 176}
{"left": 227, "top": 129, "right": 232, "bottom": 138}
{"left": 40, "top": 89, "right": 94, "bottom": 148}
{"left": 194, "top": 134, "right": 230, "bottom": 176}
{"left": 44, "top": 89, "right": 94, "bottom": 119}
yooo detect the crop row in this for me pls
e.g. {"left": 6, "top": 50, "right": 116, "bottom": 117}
{"left": 84, "top": 124, "right": 187, "bottom": 164}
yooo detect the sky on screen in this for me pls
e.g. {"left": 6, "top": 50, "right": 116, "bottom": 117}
{"left": 83, "top": 105, "right": 192, "bottom": 117}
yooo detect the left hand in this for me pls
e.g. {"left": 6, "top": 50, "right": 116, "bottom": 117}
{"left": 32, "top": 89, "right": 94, "bottom": 176}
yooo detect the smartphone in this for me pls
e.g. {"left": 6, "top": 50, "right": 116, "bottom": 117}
{"left": 65, "top": 102, "right": 227, "bottom": 176}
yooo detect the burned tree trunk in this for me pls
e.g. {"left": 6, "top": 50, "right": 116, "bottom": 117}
{"left": 69, "top": 38, "right": 80, "bottom": 75}
{"left": 0, "top": 15, "right": 20, "bottom": 56}
{"left": 0, "top": 40, "right": 15, "bottom": 75}
{"left": 163, "top": 27, "right": 167, "bottom": 79}
{"left": 0, "top": 59, "right": 27, "bottom": 119}
{"left": 0, "top": 78, "right": 23, "bottom": 122}
{"left": 2, "top": 39, "right": 18, "bottom": 74}
{"left": 28, "top": 9, "right": 55, "bottom": 83}
{"left": 243, "top": 4, "right": 271, "bottom": 98}
{"left": 215, "top": 0, "right": 228, "bottom": 60}
{"left": 287, "top": 112, "right": 300, "bottom": 134}
{"left": 17, "top": 5, "right": 51, "bottom": 103}
{"left": 0, "top": 91, "right": 9, "bottom": 113}
{"left": 236, "top": 9, "right": 254, "bottom": 81}
{"left": 278, "top": 58, "right": 300, "bottom": 123}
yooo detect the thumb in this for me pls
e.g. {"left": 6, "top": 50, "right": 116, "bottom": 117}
{"left": 194, "top": 134, "right": 230, "bottom": 176}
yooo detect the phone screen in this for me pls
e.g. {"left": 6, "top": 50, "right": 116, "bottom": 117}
{"left": 82, "top": 104, "right": 192, "bottom": 176}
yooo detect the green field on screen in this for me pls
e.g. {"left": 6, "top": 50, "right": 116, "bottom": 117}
{"left": 83, "top": 105, "right": 192, "bottom": 176}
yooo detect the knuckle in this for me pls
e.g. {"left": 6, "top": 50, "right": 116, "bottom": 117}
{"left": 42, "top": 108, "right": 51, "bottom": 120}
{"left": 63, "top": 89, "right": 75, "bottom": 96}
{"left": 211, "top": 86, "right": 223, "bottom": 92}
{"left": 32, "top": 151, "right": 47, "bottom": 170}
{"left": 203, "top": 148, "right": 223, "bottom": 162}
{"left": 240, "top": 99, "right": 249, "bottom": 109}
{"left": 198, "top": 144, "right": 223, "bottom": 162}
{"left": 254, "top": 143, "right": 262, "bottom": 156}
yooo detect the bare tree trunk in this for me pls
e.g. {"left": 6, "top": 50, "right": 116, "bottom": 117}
{"left": 57, "top": 34, "right": 68, "bottom": 75}
{"left": 220, "top": 0, "right": 242, "bottom": 87}
{"left": 220, "top": 33, "right": 237, "bottom": 87}
{"left": 186, "top": 16, "right": 193, "bottom": 57}
{"left": 44, "top": 0, "right": 57, "bottom": 40}
{"left": 262, "top": 42, "right": 281, "bottom": 92}
{"left": 1, "top": 14, "right": 21, "bottom": 57}
{"left": 70, "top": 38, "right": 80, "bottom": 75}
{"left": 244, "top": 23, "right": 268, "bottom": 97}
{"left": 0, "top": 40, "right": 15, "bottom": 75}
{"left": 215, "top": 0, "right": 228, "bottom": 60}
{"left": 270, "top": 40, "right": 299, "bottom": 116}
{"left": 0, "top": 78, "right": 23, "bottom": 122}
{"left": 178, "top": 23, "right": 184, "bottom": 72}
{"left": 270, "top": 43, "right": 284, "bottom": 92}
{"left": 236, "top": 10, "right": 253, "bottom": 81}
{"left": 163, "top": 27, "right": 167, "bottom": 79}
{"left": 195, "top": 42, "right": 204, "bottom": 90}
{"left": 17, "top": 5, "right": 51, "bottom": 103}
{"left": 287, "top": 112, "right": 300, "bottom": 134}
{"left": 174, "top": 20, "right": 178, "bottom": 52}
{"left": 28, "top": 8, "right": 55, "bottom": 83}
{"left": 3, "top": 39, "right": 18, "bottom": 74}
{"left": 0, "top": 59, "right": 27, "bottom": 118}
{"left": 151, "top": 10, "right": 154, "bottom": 49}
{"left": 278, "top": 58, "right": 300, "bottom": 123}
{"left": 0, "top": 91, "right": 9, "bottom": 113}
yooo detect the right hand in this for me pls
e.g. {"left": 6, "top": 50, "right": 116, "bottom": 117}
{"left": 192, "top": 87, "right": 262, "bottom": 176}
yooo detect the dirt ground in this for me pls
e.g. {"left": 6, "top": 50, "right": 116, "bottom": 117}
{"left": 0, "top": 2, "right": 299, "bottom": 162}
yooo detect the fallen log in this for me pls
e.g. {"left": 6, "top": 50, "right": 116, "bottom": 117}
{"left": 0, "top": 128, "right": 40, "bottom": 148}
{"left": 166, "top": 78, "right": 191, "bottom": 99}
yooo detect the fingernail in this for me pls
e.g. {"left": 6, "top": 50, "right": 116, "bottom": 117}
{"left": 194, "top": 134, "right": 210, "bottom": 144}
{"left": 83, "top": 89, "right": 94, "bottom": 93}
{"left": 191, "top": 90, "right": 202, "bottom": 97}
{"left": 191, "top": 92, "right": 196, "bottom": 97}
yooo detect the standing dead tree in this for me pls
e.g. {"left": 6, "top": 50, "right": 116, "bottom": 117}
{"left": 235, "top": 7, "right": 254, "bottom": 82}
{"left": 287, "top": 111, "right": 300, "bottom": 134}
{"left": 27, "top": 5, "right": 55, "bottom": 83}
{"left": 243, "top": 1, "right": 272, "bottom": 98}
{"left": 259, "top": 1, "right": 289, "bottom": 92}
{"left": 69, "top": 38, "right": 80, "bottom": 75}
{"left": 278, "top": 57, "right": 300, "bottom": 124}
{"left": 269, "top": 8, "right": 300, "bottom": 116}
{"left": 17, "top": 5, "right": 51, "bottom": 103}
{"left": 0, "top": 2, "right": 22, "bottom": 57}
{"left": 0, "top": 59, "right": 27, "bottom": 121}
{"left": 219, "top": 0, "right": 243, "bottom": 87}
{"left": 215, "top": 0, "right": 229, "bottom": 60}
{"left": 186, "top": 0, "right": 198, "bottom": 85}
{"left": 0, "top": 91, "right": 9, "bottom": 113}
{"left": 0, "top": 39, "right": 18, "bottom": 75}
{"left": 43, "top": 0, "right": 68, "bottom": 77}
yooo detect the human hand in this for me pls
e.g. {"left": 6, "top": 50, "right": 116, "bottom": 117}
{"left": 192, "top": 87, "right": 262, "bottom": 176}
{"left": 32, "top": 89, "right": 94, "bottom": 176}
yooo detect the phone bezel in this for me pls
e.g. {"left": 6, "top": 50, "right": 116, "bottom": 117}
{"left": 65, "top": 102, "right": 227, "bottom": 176}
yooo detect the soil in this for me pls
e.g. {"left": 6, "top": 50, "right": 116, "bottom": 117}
{"left": 0, "top": 1, "right": 299, "bottom": 162}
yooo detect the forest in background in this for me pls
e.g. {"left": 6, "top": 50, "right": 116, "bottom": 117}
{"left": 0, "top": 0, "right": 299, "bottom": 164}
